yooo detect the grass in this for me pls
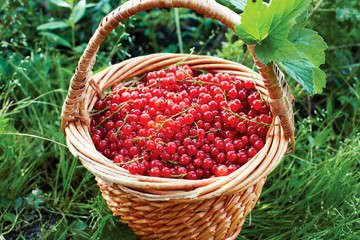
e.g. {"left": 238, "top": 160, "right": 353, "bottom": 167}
{"left": 239, "top": 120, "right": 360, "bottom": 239}
{"left": 1, "top": 0, "right": 360, "bottom": 239}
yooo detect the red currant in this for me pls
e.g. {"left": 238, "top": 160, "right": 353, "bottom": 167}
{"left": 90, "top": 65, "right": 272, "bottom": 179}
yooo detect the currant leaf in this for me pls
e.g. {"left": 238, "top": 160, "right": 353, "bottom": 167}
{"left": 279, "top": 59, "right": 315, "bottom": 94}
{"left": 234, "top": 0, "right": 271, "bottom": 45}
{"left": 283, "top": 13, "right": 328, "bottom": 94}
{"left": 279, "top": 59, "right": 327, "bottom": 95}
{"left": 288, "top": 28, "right": 327, "bottom": 68}
{"left": 235, "top": 0, "right": 311, "bottom": 64}
{"left": 292, "top": 10, "right": 308, "bottom": 31}
{"left": 312, "top": 67, "right": 327, "bottom": 94}
{"left": 256, "top": 37, "right": 299, "bottom": 63}
{"left": 234, "top": 0, "right": 327, "bottom": 95}
{"left": 227, "top": 0, "right": 247, "bottom": 12}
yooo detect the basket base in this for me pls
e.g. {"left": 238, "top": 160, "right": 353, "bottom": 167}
{"left": 96, "top": 177, "right": 265, "bottom": 240}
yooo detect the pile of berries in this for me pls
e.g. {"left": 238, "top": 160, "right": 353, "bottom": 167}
{"left": 90, "top": 65, "right": 272, "bottom": 179}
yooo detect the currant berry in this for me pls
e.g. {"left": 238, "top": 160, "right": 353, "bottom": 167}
{"left": 184, "top": 114, "right": 194, "bottom": 125}
{"left": 161, "top": 167, "right": 171, "bottom": 178}
{"left": 244, "top": 80, "right": 254, "bottom": 89}
{"left": 129, "top": 163, "right": 139, "bottom": 174}
{"left": 247, "top": 147, "right": 258, "bottom": 158}
{"left": 177, "top": 167, "right": 187, "bottom": 175}
{"left": 252, "top": 99, "right": 262, "bottom": 110}
{"left": 149, "top": 167, "right": 161, "bottom": 177}
{"left": 227, "top": 151, "right": 237, "bottom": 162}
{"left": 254, "top": 140, "right": 265, "bottom": 151}
{"left": 215, "top": 165, "right": 229, "bottom": 177}
{"left": 197, "top": 129, "right": 206, "bottom": 138}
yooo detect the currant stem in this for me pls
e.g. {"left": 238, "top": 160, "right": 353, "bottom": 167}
{"left": 96, "top": 100, "right": 132, "bottom": 129}
{"left": 223, "top": 107, "right": 273, "bottom": 126}
{"left": 110, "top": 81, "right": 157, "bottom": 95}
{"left": 146, "top": 102, "right": 199, "bottom": 140}
{"left": 89, "top": 106, "right": 109, "bottom": 116}
{"left": 223, "top": 90, "right": 228, "bottom": 102}
{"left": 132, "top": 137, "right": 145, "bottom": 143}
{"left": 180, "top": 68, "right": 220, "bottom": 86}
{"left": 115, "top": 112, "right": 130, "bottom": 138}
{"left": 168, "top": 160, "right": 180, "bottom": 165}
{"left": 170, "top": 173, "right": 187, "bottom": 178}
{"left": 177, "top": 79, "right": 220, "bottom": 87}
{"left": 161, "top": 159, "right": 179, "bottom": 166}
{"left": 187, "top": 129, "right": 220, "bottom": 138}
{"left": 115, "top": 156, "right": 144, "bottom": 165}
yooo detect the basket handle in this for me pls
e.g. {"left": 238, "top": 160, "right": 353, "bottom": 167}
{"left": 247, "top": 45, "right": 295, "bottom": 153}
{"left": 61, "top": 0, "right": 295, "bottom": 152}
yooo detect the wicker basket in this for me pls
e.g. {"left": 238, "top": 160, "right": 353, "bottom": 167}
{"left": 61, "top": 0, "right": 296, "bottom": 239}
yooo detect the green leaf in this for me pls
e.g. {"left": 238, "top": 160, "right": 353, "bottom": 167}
{"left": 71, "top": 0, "right": 86, "bottom": 23}
{"left": 235, "top": 0, "right": 311, "bottom": 64}
{"left": 66, "top": 0, "right": 74, "bottom": 5}
{"left": 4, "top": 213, "right": 16, "bottom": 222}
{"left": 313, "top": 67, "right": 327, "bottom": 94}
{"left": 40, "top": 32, "right": 72, "bottom": 48}
{"left": 93, "top": 215, "right": 135, "bottom": 240}
{"left": 14, "top": 197, "right": 23, "bottom": 210}
{"left": 279, "top": 59, "right": 315, "bottom": 94}
{"left": 0, "top": 0, "right": 9, "bottom": 11}
{"left": 47, "top": 218, "right": 68, "bottom": 240}
{"left": 74, "top": 43, "right": 86, "bottom": 53}
{"left": 255, "top": 37, "right": 300, "bottom": 63}
{"left": 292, "top": 10, "right": 308, "bottom": 31}
{"left": 235, "top": 0, "right": 271, "bottom": 45}
{"left": 314, "top": 128, "right": 333, "bottom": 147}
{"left": 235, "top": 0, "right": 327, "bottom": 95}
{"left": 284, "top": 15, "right": 327, "bottom": 94}
{"left": 70, "top": 220, "right": 87, "bottom": 231}
{"left": 289, "top": 28, "right": 327, "bottom": 68}
{"left": 37, "top": 21, "right": 70, "bottom": 30}
{"left": 279, "top": 59, "right": 327, "bottom": 95}
{"left": 268, "top": 0, "right": 311, "bottom": 31}
{"left": 70, "top": 220, "right": 90, "bottom": 240}
{"left": 0, "top": 197, "right": 9, "bottom": 208}
{"left": 227, "top": 0, "right": 247, "bottom": 12}
{"left": 86, "top": 3, "right": 96, "bottom": 8}
{"left": 49, "top": 0, "right": 71, "bottom": 8}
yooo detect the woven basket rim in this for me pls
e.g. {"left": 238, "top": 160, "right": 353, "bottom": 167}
{"left": 64, "top": 53, "right": 288, "bottom": 201}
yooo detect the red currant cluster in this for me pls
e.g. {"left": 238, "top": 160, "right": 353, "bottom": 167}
{"left": 90, "top": 65, "right": 272, "bottom": 179}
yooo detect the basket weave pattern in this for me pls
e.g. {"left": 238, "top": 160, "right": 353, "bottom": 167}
{"left": 61, "top": 1, "right": 294, "bottom": 239}
{"left": 97, "top": 177, "right": 265, "bottom": 239}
